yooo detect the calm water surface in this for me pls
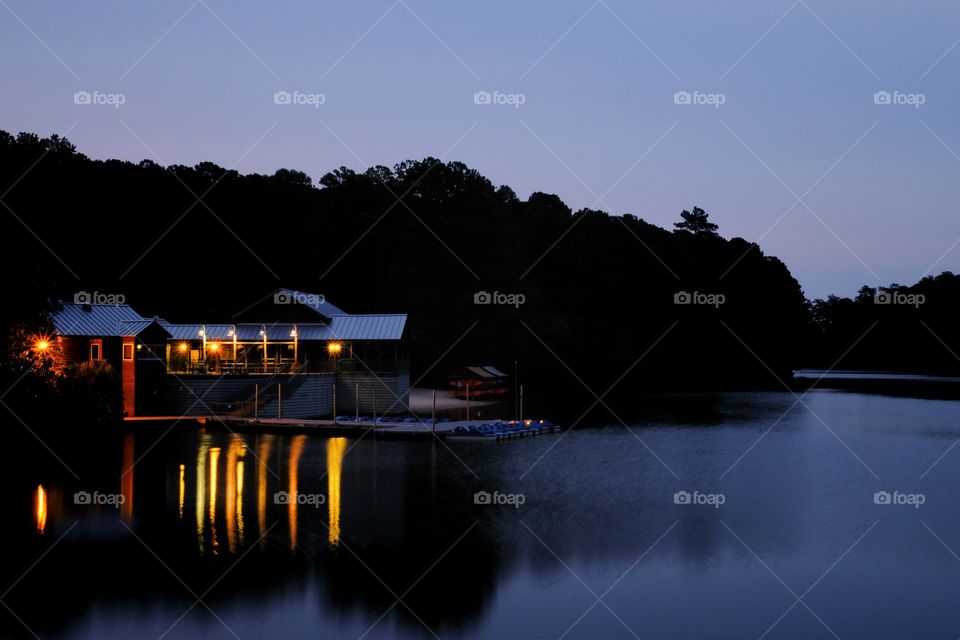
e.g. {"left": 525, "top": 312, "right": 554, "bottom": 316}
{"left": 5, "top": 390, "right": 960, "bottom": 639}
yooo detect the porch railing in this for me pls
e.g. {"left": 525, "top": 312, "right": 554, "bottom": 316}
{"left": 166, "top": 358, "right": 409, "bottom": 376}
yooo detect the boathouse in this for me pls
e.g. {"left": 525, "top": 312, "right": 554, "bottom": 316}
{"left": 49, "top": 289, "right": 409, "bottom": 418}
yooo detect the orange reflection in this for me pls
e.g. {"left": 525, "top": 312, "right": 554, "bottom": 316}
{"left": 256, "top": 435, "right": 274, "bottom": 544}
{"left": 120, "top": 434, "right": 134, "bottom": 521}
{"left": 327, "top": 437, "right": 346, "bottom": 546}
{"left": 35, "top": 485, "right": 47, "bottom": 534}
{"left": 288, "top": 435, "right": 306, "bottom": 551}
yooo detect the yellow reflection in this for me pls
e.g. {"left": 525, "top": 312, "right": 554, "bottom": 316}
{"left": 236, "top": 460, "right": 245, "bottom": 546}
{"left": 288, "top": 435, "right": 306, "bottom": 551}
{"left": 226, "top": 440, "right": 238, "bottom": 553}
{"left": 327, "top": 437, "right": 347, "bottom": 546}
{"left": 224, "top": 437, "right": 247, "bottom": 554}
{"left": 120, "top": 434, "right": 134, "bottom": 522}
{"left": 178, "top": 464, "right": 185, "bottom": 520}
{"left": 35, "top": 485, "right": 47, "bottom": 534}
{"left": 196, "top": 439, "right": 209, "bottom": 553}
{"left": 209, "top": 447, "right": 221, "bottom": 554}
{"left": 256, "top": 435, "right": 274, "bottom": 544}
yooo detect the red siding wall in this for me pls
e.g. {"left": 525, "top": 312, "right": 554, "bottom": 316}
{"left": 121, "top": 337, "right": 135, "bottom": 417}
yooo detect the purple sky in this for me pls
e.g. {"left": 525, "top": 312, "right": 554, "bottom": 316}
{"left": 2, "top": 0, "right": 959, "bottom": 298}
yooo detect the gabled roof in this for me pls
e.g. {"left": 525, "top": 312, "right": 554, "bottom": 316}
{"left": 118, "top": 319, "right": 172, "bottom": 339}
{"left": 51, "top": 291, "right": 406, "bottom": 341}
{"left": 275, "top": 288, "right": 346, "bottom": 320}
{"left": 51, "top": 302, "right": 147, "bottom": 337}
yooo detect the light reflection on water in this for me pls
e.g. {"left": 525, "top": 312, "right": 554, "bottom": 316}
{"left": 13, "top": 391, "right": 960, "bottom": 640}
{"left": 327, "top": 437, "right": 346, "bottom": 547}
{"left": 34, "top": 485, "right": 46, "bottom": 534}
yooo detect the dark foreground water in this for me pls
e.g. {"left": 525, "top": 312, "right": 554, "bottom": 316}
{"left": 5, "top": 390, "right": 960, "bottom": 639}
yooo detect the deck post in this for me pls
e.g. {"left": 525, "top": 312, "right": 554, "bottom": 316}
{"left": 514, "top": 360, "right": 519, "bottom": 421}
{"left": 277, "top": 384, "right": 281, "bottom": 419}
{"left": 254, "top": 384, "right": 259, "bottom": 422}
{"left": 432, "top": 388, "right": 436, "bottom": 434}
{"left": 355, "top": 383, "right": 359, "bottom": 422}
{"left": 519, "top": 384, "right": 524, "bottom": 421}
{"left": 466, "top": 384, "right": 470, "bottom": 421}
{"left": 373, "top": 388, "right": 377, "bottom": 425}
{"left": 332, "top": 383, "right": 336, "bottom": 423}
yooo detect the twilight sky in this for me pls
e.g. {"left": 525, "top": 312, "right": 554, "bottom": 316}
{"left": 2, "top": 0, "right": 958, "bottom": 298}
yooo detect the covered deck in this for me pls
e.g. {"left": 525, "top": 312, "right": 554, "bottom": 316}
{"left": 162, "top": 319, "right": 407, "bottom": 376}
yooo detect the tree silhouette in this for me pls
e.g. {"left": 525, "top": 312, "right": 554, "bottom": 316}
{"left": 674, "top": 206, "right": 719, "bottom": 236}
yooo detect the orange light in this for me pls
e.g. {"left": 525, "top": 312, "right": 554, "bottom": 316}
{"left": 35, "top": 485, "right": 47, "bottom": 534}
{"left": 327, "top": 342, "right": 343, "bottom": 356}
{"left": 208, "top": 343, "right": 219, "bottom": 352}
{"left": 36, "top": 340, "right": 49, "bottom": 351}
{"left": 178, "top": 343, "right": 189, "bottom": 352}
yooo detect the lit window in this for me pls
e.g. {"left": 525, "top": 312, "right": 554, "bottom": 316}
{"left": 123, "top": 344, "right": 134, "bottom": 360}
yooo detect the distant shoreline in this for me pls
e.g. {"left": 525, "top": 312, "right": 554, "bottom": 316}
{"left": 793, "top": 369, "right": 960, "bottom": 398}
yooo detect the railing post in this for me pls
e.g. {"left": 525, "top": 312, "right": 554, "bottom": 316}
{"left": 254, "top": 384, "right": 259, "bottom": 422}
{"left": 519, "top": 384, "right": 523, "bottom": 422}
{"left": 355, "top": 383, "right": 359, "bottom": 422}
{"left": 432, "top": 388, "right": 436, "bottom": 434}
{"left": 332, "top": 383, "right": 336, "bottom": 423}
{"left": 277, "top": 383, "right": 281, "bottom": 420}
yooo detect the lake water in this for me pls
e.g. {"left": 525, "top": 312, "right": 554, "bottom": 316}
{"left": 5, "top": 390, "right": 960, "bottom": 639}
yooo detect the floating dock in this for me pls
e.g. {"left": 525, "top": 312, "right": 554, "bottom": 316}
{"left": 124, "top": 415, "right": 560, "bottom": 440}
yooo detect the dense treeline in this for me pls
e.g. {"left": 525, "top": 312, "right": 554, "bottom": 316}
{"left": 0, "top": 130, "right": 957, "bottom": 420}
{"left": 808, "top": 273, "right": 960, "bottom": 374}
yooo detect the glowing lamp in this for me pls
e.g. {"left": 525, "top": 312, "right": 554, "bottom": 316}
{"left": 327, "top": 341, "right": 343, "bottom": 356}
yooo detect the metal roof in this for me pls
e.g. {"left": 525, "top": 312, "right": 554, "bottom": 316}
{"left": 327, "top": 315, "right": 406, "bottom": 341}
{"left": 163, "top": 316, "right": 406, "bottom": 342}
{"left": 117, "top": 320, "right": 171, "bottom": 338}
{"left": 51, "top": 303, "right": 148, "bottom": 337}
{"left": 51, "top": 291, "right": 405, "bottom": 341}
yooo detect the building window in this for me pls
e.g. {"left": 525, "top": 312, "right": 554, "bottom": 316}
{"left": 89, "top": 340, "right": 101, "bottom": 363}
{"left": 123, "top": 343, "right": 134, "bottom": 360}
